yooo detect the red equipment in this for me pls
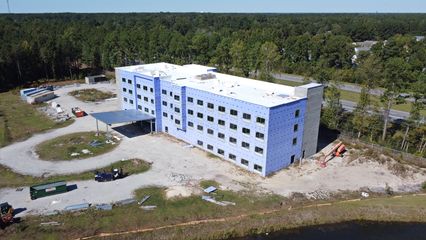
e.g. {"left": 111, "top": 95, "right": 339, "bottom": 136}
{"left": 318, "top": 142, "right": 346, "bottom": 168}
{"left": 71, "top": 107, "right": 86, "bottom": 118}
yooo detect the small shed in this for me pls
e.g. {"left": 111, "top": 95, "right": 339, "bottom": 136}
{"left": 30, "top": 181, "right": 67, "bottom": 200}
{"left": 85, "top": 75, "right": 108, "bottom": 84}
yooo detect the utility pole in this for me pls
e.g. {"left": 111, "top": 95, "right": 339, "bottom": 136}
{"left": 6, "top": 0, "right": 11, "bottom": 13}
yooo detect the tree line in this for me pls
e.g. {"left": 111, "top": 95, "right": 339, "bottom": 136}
{"left": 0, "top": 13, "right": 425, "bottom": 156}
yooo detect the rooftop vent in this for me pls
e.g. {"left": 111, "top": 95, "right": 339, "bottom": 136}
{"left": 195, "top": 73, "right": 216, "bottom": 80}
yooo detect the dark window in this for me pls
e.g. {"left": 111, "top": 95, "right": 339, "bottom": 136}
{"left": 294, "top": 124, "right": 299, "bottom": 132}
{"left": 129, "top": 89, "right": 133, "bottom": 94}
{"left": 169, "top": 91, "right": 172, "bottom": 96}
{"left": 207, "top": 144, "right": 213, "bottom": 150}
{"left": 137, "top": 94, "right": 141, "bottom": 99}
{"left": 291, "top": 155, "right": 295, "bottom": 164}
{"left": 256, "top": 117, "right": 266, "bottom": 125}
{"left": 243, "top": 113, "right": 251, "bottom": 120}
{"left": 150, "top": 88, "right": 153, "bottom": 93}
{"left": 197, "top": 140, "right": 203, "bottom": 146}
{"left": 123, "top": 97, "right": 127, "bottom": 102}
{"left": 150, "top": 99, "right": 154, "bottom": 104}
{"left": 143, "top": 86, "right": 148, "bottom": 91}
{"left": 144, "top": 97, "right": 148, "bottom": 102}
{"left": 144, "top": 108, "right": 149, "bottom": 113}
{"left": 174, "top": 95, "right": 180, "bottom": 101}
{"left": 151, "top": 110, "right": 155, "bottom": 115}
{"left": 207, "top": 103, "right": 214, "bottom": 109}
{"left": 197, "top": 112, "right": 203, "bottom": 119}
{"left": 229, "top": 154, "right": 236, "bottom": 160}
{"left": 162, "top": 89, "right": 167, "bottom": 95}
{"left": 188, "top": 121, "right": 194, "bottom": 127}
{"left": 136, "top": 84, "right": 141, "bottom": 89}
{"left": 207, "top": 116, "right": 214, "bottom": 122}
{"left": 242, "top": 142, "right": 250, "bottom": 149}
{"left": 174, "top": 107, "right": 180, "bottom": 113}
{"left": 217, "top": 149, "right": 224, "bottom": 155}
{"left": 218, "top": 132, "right": 225, "bottom": 139}
{"left": 255, "top": 147, "right": 264, "bottom": 155}
{"left": 218, "top": 119, "right": 225, "bottom": 126}
{"left": 170, "top": 103, "right": 173, "bottom": 108}
{"left": 188, "top": 109, "right": 194, "bottom": 115}
{"left": 175, "top": 119, "right": 180, "bottom": 125}
{"left": 295, "top": 109, "right": 300, "bottom": 118}
{"left": 187, "top": 97, "right": 193, "bottom": 102}
{"left": 207, "top": 129, "right": 214, "bottom": 135}
{"left": 165, "top": 126, "right": 168, "bottom": 132}
{"left": 127, "top": 79, "right": 132, "bottom": 84}
{"left": 218, "top": 106, "right": 226, "bottom": 112}
{"left": 242, "top": 127, "right": 250, "bottom": 135}
{"left": 230, "top": 123, "right": 237, "bottom": 130}
{"left": 129, "top": 99, "right": 133, "bottom": 104}
{"left": 122, "top": 78, "right": 126, "bottom": 82}
{"left": 197, "top": 99, "right": 203, "bottom": 106}
{"left": 229, "top": 137, "right": 237, "bottom": 144}
{"left": 256, "top": 132, "right": 264, "bottom": 140}
{"left": 170, "top": 115, "right": 174, "bottom": 120}
{"left": 138, "top": 105, "right": 142, "bottom": 110}
{"left": 241, "top": 159, "right": 249, "bottom": 166}
{"left": 254, "top": 164, "right": 262, "bottom": 172}
{"left": 122, "top": 87, "right": 127, "bottom": 92}
{"left": 162, "top": 101, "right": 167, "bottom": 106}
{"left": 292, "top": 138, "right": 297, "bottom": 145}
{"left": 230, "top": 109, "right": 238, "bottom": 116}
{"left": 197, "top": 125, "right": 203, "bottom": 131}
{"left": 163, "top": 112, "right": 168, "bottom": 117}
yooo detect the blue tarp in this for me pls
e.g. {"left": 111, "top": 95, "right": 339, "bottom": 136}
{"left": 91, "top": 109, "right": 154, "bottom": 125}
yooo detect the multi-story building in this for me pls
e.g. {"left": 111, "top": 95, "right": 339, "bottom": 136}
{"left": 115, "top": 63, "right": 323, "bottom": 176}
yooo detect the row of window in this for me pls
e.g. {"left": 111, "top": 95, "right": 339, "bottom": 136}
{"left": 189, "top": 122, "right": 265, "bottom": 154}
{"left": 196, "top": 140, "right": 263, "bottom": 172}
{"left": 188, "top": 97, "right": 267, "bottom": 124}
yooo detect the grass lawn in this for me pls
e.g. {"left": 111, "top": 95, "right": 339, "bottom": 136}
{"left": 0, "top": 158, "right": 151, "bottom": 189}
{"left": 35, "top": 131, "right": 119, "bottom": 160}
{"left": 69, "top": 88, "right": 116, "bottom": 102}
{"left": 0, "top": 91, "right": 73, "bottom": 147}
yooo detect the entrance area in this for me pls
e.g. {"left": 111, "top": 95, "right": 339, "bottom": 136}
{"left": 91, "top": 109, "right": 155, "bottom": 138}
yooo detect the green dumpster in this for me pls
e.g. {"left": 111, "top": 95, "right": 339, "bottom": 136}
{"left": 30, "top": 181, "right": 67, "bottom": 200}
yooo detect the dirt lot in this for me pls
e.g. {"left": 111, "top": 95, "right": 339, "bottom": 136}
{"left": 0, "top": 82, "right": 425, "bottom": 216}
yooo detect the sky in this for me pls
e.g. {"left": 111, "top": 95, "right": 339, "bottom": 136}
{"left": 0, "top": 0, "right": 425, "bottom": 13}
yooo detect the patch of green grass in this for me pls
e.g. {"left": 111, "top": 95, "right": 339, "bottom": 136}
{"left": 0, "top": 158, "right": 151, "bottom": 188}
{"left": 0, "top": 91, "right": 73, "bottom": 147}
{"left": 35, "top": 131, "right": 119, "bottom": 161}
{"left": 69, "top": 88, "right": 116, "bottom": 102}
{"left": 273, "top": 78, "right": 304, "bottom": 87}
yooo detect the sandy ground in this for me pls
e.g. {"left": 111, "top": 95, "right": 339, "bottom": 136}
{"left": 0, "top": 83, "right": 425, "bottom": 216}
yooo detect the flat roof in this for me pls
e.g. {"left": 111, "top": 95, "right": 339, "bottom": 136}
{"left": 116, "top": 63, "right": 316, "bottom": 107}
{"left": 91, "top": 109, "right": 155, "bottom": 125}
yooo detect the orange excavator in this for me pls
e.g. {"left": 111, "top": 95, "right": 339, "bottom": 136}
{"left": 318, "top": 142, "right": 346, "bottom": 168}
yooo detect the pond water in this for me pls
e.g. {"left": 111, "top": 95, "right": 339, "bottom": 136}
{"left": 233, "top": 221, "right": 426, "bottom": 240}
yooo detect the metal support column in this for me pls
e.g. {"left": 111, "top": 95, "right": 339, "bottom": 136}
{"left": 96, "top": 119, "right": 99, "bottom": 135}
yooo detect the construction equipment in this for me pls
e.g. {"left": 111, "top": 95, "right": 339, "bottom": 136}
{"left": 318, "top": 141, "right": 346, "bottom": 168}
{"left": 71, "top": 107, "right": 86, "bottom": 118}
{"left": 95, "top": 168, "right": 126, "bottom": 182}
{"left": 0, "top": 202, "right": 14, "bottom": 228}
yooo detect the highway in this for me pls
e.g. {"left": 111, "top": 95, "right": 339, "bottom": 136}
{"left": 272, "top": 73, "right": 413, "bottom": 121}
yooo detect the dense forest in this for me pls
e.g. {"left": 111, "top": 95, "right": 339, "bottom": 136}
{"left": 0, "top": 13, "right": 425, "bottom": 156}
